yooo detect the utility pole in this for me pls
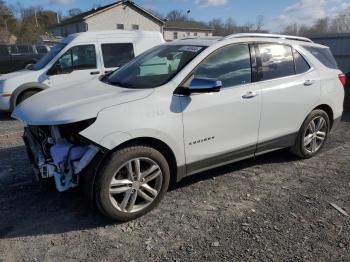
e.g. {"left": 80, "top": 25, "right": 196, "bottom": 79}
{"left": 4, "top": 19, "right": 8, "bottom": 33}
{"left": 56, "top": 12, "right": 60, "bottom": 24}
{"left": 34, "top": 10, "right": 39, "bottom": 27}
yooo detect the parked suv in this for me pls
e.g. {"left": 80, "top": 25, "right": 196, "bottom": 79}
{"left": 0, "top": 44, "right": 50, "bottom": 74}
{"left": 0, "top": 30, "right": 164, "bottom": 111}
{"left": 13, "top": 34, "right": 345, "bottom": 221}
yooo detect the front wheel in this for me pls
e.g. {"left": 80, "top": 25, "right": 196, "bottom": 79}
{"left": 94, "top": 145, "right": 170, "bottom": 221}
{"left": 16, "top": 90, "right": 39, "bottom": 106}
{"left": 291, "top": 109, "right": 330, "bottom": 158}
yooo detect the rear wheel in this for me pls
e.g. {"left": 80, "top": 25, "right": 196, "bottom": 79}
{"left": 94, "top": 145, "right": 170, "bottom": 221}
{"left": 17, "top": 90, "right": 39, "bottom": 106}
{"left": 291, "top": 109, "right": 330, "bottom": 158}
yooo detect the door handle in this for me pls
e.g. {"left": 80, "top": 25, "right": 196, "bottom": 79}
{"left": 242, "top": 91, "right": 258, "bottom": 99}
{"left": 304, "top": 80, "right": 315, "bottom": 86}
{"left": 90, "top": 71, "right": 100, "bottom": 75}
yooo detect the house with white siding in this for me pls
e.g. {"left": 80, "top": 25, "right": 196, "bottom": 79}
{"left": 163, "top": 21, "right": 214, "bottom": 41}
{"left": 50, "top": 0, "right": 164, "bottom": 37}
{"left": 50, "top": 1, "right": 214, "bottom": 41}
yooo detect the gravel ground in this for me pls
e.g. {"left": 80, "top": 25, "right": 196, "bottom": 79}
{"left": 0, "top": 112, "right": 349, "bottom": 262}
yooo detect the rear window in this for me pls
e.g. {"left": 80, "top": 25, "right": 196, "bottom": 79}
{"left": 101, "top": 43, "right": 135, "bottom": 68}
{"left": 303, "top": 46, "right": 338, "bottom": 69}
{"left": 293, "top": 49, "right": 310, "bottom": 74}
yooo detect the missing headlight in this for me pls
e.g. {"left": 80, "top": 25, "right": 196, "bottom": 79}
{"left": 59, "top": 118, "right": 96, "bottom": 144}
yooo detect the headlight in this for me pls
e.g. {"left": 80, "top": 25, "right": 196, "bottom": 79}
{"left": 58, "top": 118, "right": 97, "bottom": 144}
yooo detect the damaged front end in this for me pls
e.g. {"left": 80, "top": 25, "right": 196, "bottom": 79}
{"left": 23, "top": 119, "right": 101, "bottom": 192}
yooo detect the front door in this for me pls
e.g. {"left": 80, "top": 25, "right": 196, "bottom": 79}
{"left": 180, "top": 44, "right": 262, "bottom": 175}
{"left": 48, "top": 44, "right": 101, "bottom": 88}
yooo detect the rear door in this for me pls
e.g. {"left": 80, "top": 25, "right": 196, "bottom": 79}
{"left": 255, "top": 43, "right": 321, "bottom": 153}
{"left": 99, "top": 42, "right": 135, "bottom": 74}
{"left": 48, "top": 44, "right": 102, "bottom": 87}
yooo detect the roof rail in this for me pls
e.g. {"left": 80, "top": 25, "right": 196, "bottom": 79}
{"left": 178, "top": 36, "right": 222, "bottom": 41}
{"left": 224, "top": 33, "right": 313, "bottom": 43}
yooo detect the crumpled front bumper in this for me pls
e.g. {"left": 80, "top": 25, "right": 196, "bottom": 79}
{"left": 23, "top": 127, "right": 44, "bottom": 180}
{"left": 23, "top": 126, "right": 100, "bottom": 192}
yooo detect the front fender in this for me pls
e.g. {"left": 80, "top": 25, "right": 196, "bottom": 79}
{"left": 94, "top": 131, "right": 133, "bottom": 150}
{"left": 10, "top": 82, "right": 49, "bottom": 111}
{"left": 80, "top": 127, "right": 186, "bottom": 168}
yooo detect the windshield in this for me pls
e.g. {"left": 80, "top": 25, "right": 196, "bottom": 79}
{"left": 31, "top": 43, "right": 67, "bottom": 70}
{"left": 106, "top": 45, "right": 206, "bottom": 89}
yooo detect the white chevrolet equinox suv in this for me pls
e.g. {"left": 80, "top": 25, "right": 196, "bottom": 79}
{"left": 13, "top": 34, "right": 345, "bottom": 221}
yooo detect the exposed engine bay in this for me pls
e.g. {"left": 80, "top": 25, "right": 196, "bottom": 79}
{"left": 23, "top": 119, "right": 100, "bottom": 192}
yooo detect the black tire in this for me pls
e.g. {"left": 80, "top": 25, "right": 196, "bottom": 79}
{"left": 291, "top": 109, "right": 330, "bottom": 159}
{"left": 94, "top": 145, "right": 170, "bottom": 221}
{"left": 17, "top": 90, "right": 38, "bottom": 106}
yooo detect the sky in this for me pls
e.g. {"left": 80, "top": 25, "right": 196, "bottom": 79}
{"left": 7, "top": 0, "right": 350, "bottom": 32}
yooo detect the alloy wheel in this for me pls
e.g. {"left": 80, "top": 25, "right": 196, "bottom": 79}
{"left": 109, "top": 158, "right": 163, "bottom": 213}
{"left": 303, "top": 116, "right": 327, "bottom": 153}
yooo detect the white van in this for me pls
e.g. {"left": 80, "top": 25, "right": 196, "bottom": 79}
{"left": 0, "top": 30, "right": 164, "bottom": 111}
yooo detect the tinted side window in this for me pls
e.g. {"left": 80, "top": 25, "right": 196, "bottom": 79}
{"left": 193, "top": 44, "right": 252, "bottom": 88}
{"left": 101, "top": 43, "right": 135, "bottom": 68}
{"left": 36, "top": 46, "right": 48, "bottom": 54}
{"left": 58, "top": 45, "right": 96, "bottom": 71}
{"left": 17, "top": 45, "right": 33, "bottom": 54}
{"left": 293, "top": 49, "right": 310, "bottom": 74}
{"left": 9, "top": 45, "right": 17, "bottom": 54}
{"left": 258, "top": 44, "right": 295, "bottom": 81}
{"left": 303, "top": 46, "right": 338, "bottom": 69}
{"left": 0, "top": 46, "right": 9, "bottom": 56}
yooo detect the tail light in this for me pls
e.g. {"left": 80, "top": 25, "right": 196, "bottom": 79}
{"left": 338, "top": 73, "right": 346, "bottom": 87}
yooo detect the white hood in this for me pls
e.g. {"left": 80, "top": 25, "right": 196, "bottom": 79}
{"left": 0, "top": 69, "right": 34, "bottom": 81}
{"left": 12, "top": 79, "right": 153, "bottom": 126}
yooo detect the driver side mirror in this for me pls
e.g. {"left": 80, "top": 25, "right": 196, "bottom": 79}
{"left": 180, "top": 77, "right": 222, "bottom": 96}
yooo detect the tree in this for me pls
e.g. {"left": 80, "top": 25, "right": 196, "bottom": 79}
{"left": 208, "top": 16, "right": 268, "bottom": 36}
{"left": 330, "top": 7, "right": 350, "bottom": 33}
{"left": 67, "top": 8, "right": 82, "bottom": 18}
{"left": 0, "top": 0, "right": 18, "bottom": 42}
{"left": 255, "top": 15, "right": 265, "bottom": 32}
{"left": 16, "top": 7, "right": 58, "bottom": 43}
{"left": 282, "top": 6, "right": 350, "bottom": 36}
{"left": 166, "top": 10, "right": 189, "bottom": 21}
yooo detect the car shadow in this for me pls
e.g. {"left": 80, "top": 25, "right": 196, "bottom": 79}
{"left": 0, "top": 112, "right": 13, "bottom": 121}
{"left": 0, "top": 146, "right": 299, "bottom": 239}
{"left": 174, "top": 148, "right": 299, "bottom": 190}
{"left": 341, "top": 109, "right": 350, "bottom": 122}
